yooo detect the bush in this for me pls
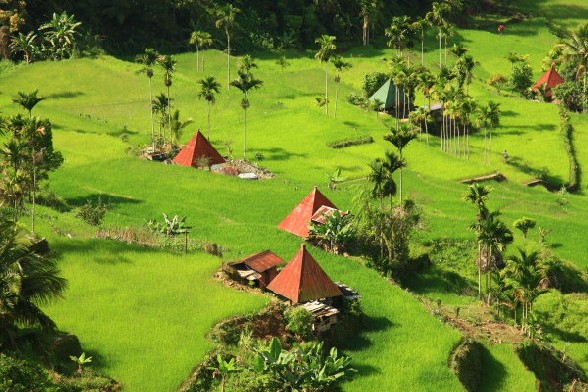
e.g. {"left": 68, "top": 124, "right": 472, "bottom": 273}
{"left": 284, "top": 307, "right": 313, "bottom": 340}
{"left": 329, "top": 136, "right": 374, "bottom": 149}
{"left": 512, "top": 217, "right": 536, "bottom": 238}
{"left": 346, "top": 93, "right": 367, "bottom": 107}
{"left": 559, "top": 108, "right": 581, "bottom": 192}
{"left": 510, "top": 61, "right": 533, "bottom": 96}
{"left": 487, "top": 73, "right": 508, "bottom": 95}
{"left": 362, "top": 72, "right": 388, "bottom": 98}
{"left": 0, "top": 354, "right": 69, "bottom": 392}
{"left": 516, "top": 341, "right": 586, "bottom": 392}
{"left": 75, "top": 198, "right": 107, "bottom": 226}
{"left": 554, "top": 82, "right": 584, "bottom": 113}
{"left": 449, "top": 340, "right": 485, "bottom": 392}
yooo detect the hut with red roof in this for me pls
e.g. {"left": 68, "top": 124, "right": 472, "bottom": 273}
{"left": 532, "top": 67, "right": 565, "bottom": 98}
{"left": 230, "top": 250, "right": 284, "bottom": 288}
{"left": 267, "top": 244, "right": 342, "bottom": 304}
{"left": 173, "top": 130, "right": 225, "bottom": 167}
{"left": 279, "top": 187, "right": 339, "bottom": 238}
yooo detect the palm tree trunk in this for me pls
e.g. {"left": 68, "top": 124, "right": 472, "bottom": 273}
{"left": 149, "top": 77, "right": 155, "bottom": 151}
{"left": 438, "top": 30, "right": 442, "bottom": 68}
{"left": 335, "top": 81, "right": 339, "bottom": 118}
{"left": 226, "top": 29, "right": 231, "bottom": 89}
{"left": 424, "top": 116, "right": 429, "bottom": 144}
{"left": 166, "top": 85, "right": 172, "bottom": 145}
{"left": 478, "top": 243, "right": 482, "bottom": 298}
{"left": 31, "top": 151, "right": 36, "bottom": 235}
{"left": 325, "top": 64, "right": 329, "bottom": 115}
{"left": 243, "top": 107, "right": 248, "bottom": 158}
{"left": 421, "top": 29, "right": 424, "bottom": 65}
{"left": 207, "top": 101, "right": 212, "bottom": 139}
{"left": 196, "top": 46, "right": 199, "bottom": 72}
{"left": 399, "top": 150, "right": 403, "bottom": 202}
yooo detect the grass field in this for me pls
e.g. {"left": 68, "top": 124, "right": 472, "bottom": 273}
{"left": 1, "top": 2, "right": 588, "bottom": 390}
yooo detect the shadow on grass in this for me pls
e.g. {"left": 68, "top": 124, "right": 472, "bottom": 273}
{"left": 106, "top": 127, "right": 139, "bottom": 137}
{"left": 399, "top": 265, "right": 475, "bottom": 297}
{"left": 66, "top": 193, "right": 143, "bottom": 207}
{"left": 340, "top": 315, "right": 396, "bottom": 351}
{"left": 479, "top": 345, "right": 508, "bottom": 392}
{"left": 254, "top": 147, "right": 308, "bottom": 161}
{"left": 507, "top": 157, "right": 563, "bottom": 188}
{"left": 52, "top": 237, "right": 159, "bottom": 263}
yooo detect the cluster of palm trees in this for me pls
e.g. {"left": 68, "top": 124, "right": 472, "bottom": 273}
{"left": 9, "top": 12, "right": 82, "bottom": 63}
{"left": 314, "top": 35, "right": 353, "bottom": 118}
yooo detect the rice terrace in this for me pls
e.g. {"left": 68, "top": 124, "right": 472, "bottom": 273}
{"left": 1, "top": 0, "right": 588, "bottom": 391}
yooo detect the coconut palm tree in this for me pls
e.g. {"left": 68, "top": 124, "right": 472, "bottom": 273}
{"left": 214, "top": 3, "right": 240, "bottom": 88}
{"left": 384, "top": 123, "right": 417, "bottom": 202}
{"left": 560, "top": 22, "right": 588, "bottom": 114}
{"left": 197, "top": 76, "right": 221, "bottom": 139}
{"left": 189, "top": 30, "right": 212, "bottom": 72}
{"left": 331, "top": 56, "right": 352, "bottom": 118}
{"left": 169, "top": 110, "right": 194, "bottom": 146}
{"left": 157, "top": 54, "right": 177, "bottom": 144}
{"left": 0, "top": 218, "right": 67, "bottom": 347}
{"left": 10, "top": 31, "right": 39, "bottom": 63}
{"left": 475, "top": 101, "right": 500, "bottom": 164}
{"left": 151, "top": 93, "right": 171, "bottom": 142}
{"left": 359, "top": 0, "right": 381, "bottom": 46}
{"left": 136, "top": 48, "right": 159, "bottom": 150}
{"left": 39, "top": 11, "right": 81, "bottom": 60}
{"left": 12, "top": 90, "right": 45, "bottom": 119}
{"left": 230, "top": 71, "right": 263, "bottom": 158}
{"left": 314, "top": 35, "right": 337, "bottom": 115}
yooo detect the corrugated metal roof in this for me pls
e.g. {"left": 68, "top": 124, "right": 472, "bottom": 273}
{"left": 278, "top": 187, "right": 337, "bottom": 238}
{"left": 267, "top": 244, "right": 342, "bottom": 303}
{"left": 173, "top": 130, "right": 225, "bottom": 167}
{"left": 310, "top": 206, "right": 347, "bottom": 225}
{"left": 235, "top": 250, "right": 285, "bottom": 273}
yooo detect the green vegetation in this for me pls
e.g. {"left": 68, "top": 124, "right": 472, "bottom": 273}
{"left": 0, "top": 0, "right": 588, "bottom": 391}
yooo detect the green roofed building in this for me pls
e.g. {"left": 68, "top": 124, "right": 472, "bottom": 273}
{"left": 369, "top": 79, "right": 411, "bottom": 112}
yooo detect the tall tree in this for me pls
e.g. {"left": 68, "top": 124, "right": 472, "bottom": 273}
{"left": 12, "top": 90, "right": 45, "bottom": 119}
{"left": 197, "top": 76, "right": 221, "bottom": 139}
{"left": 475, "top": 101, "right": 500, "bottom": 165}
{"left": 426, "top": 1, "right": 449, "bottom": 68}
{"left": 157, "top": 54, "right": 177, "bottom": 144}
{"left": 560, "top": 22, "right": 588, "bottom": 113}
{"left": 189, "top": 30, "right": 212, "bottom": 72}
{"left": 384, "top": 123, "right": 417, "bottom": 202}
{"left": 331, "top": 56, "right": 352, "bottom": 118}
{"left": 314, "top": 35, "right": 337, "bottom": 115}
{"left": 230, "top": 70, "right": 263, "bottom": 158}
{"left": 151, "top": 93, "right": 171, "bottom": 141}
{"left": 136, "top": 48, "right": 159, "bottom": 151}
{"left": 359, "top": 0, "right": 381, "bottom": 46}
{"left": 214, "top": 3, "right": 240, "bottom": 89}
{"left": 385, "top": 16, "right": 413, "bottom": 57}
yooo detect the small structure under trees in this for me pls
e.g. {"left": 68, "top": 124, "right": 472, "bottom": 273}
{"left": 532, "top": 66, "right": 565, "bottom": 99}
{"left": 172, "top": 130, "right": 225, "bottom": 167}
{"left": 369, "top": 79, "right": 412, "bottom": 113}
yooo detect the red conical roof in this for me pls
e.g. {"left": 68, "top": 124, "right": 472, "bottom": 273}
{"left": 278, "top": 187, "right": 337, "bottom": 238}
{"left": 173, "top": 130, "right": 225, "bottom": 167}
{"left": 533, "top": 67, "right": 565, "bottom": 97}
{"left": 266, "top": 244, "right": 341, "bottom": 303}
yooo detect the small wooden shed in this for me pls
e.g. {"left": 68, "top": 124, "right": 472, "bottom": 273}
{"left": 230, "top": 250, "right": 284, "bottom": 288}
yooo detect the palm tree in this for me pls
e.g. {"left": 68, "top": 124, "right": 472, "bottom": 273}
{"left": 560, "top": 22, "right": 588, "bottom": 114}
{"left": 331, "top": 56, "right": 352, "bottom": 118}
{"left": 314, "top": 35, "right": 337, "bottom": 115}
{"left": 0, "top": 218, "right": 67, "bottom": 347}
{"left": 409, "top": 107, "right": 432, "bottom": 144}
{"left": 359, "top": 0, "right": 381, "bottom": 46}
{"left": 214, "top": 3, "right": 240, "bottom": 89}
{"left": 385, "top": 16, "right": 413, "bottom": 57}
{"left": 276, "top": 55, "right": 290, "bottom": 72}
{"left": 384, "top": 123, "right": 417, "bottom": 202}
{"left": 39, "top": 11, "right": 81, "bottom": 60}
{"left": 453, "top": 54, "right": 478, "bottom": 93}
{"left": 230, "top": 71, "right": 263, "bottom": 158}
{"left": 10, "top": 31, "right": 39, "bottom": 63}
{"left": 169, "top": 110, "right": 194, "bottom": 146}
{"left": 197, "top": 76, "right": 221, "bottom": 139}
{"left": 12, "top": 90, "right": 45, "bottom": 119}
{"left": 475, "top": 101, "right": 500, "bottom": 164}
{"left": 412, "top": 17, "right": 429, "bottom": 65}
{"left": 426, "top": 1, "right": 448, "bottom": 67}
{"left": 189, "top": 31, "right": 212, "bottom": 72}
{"left": 136, "top": 48, "right": 159, "bottom": 151}
{"left": 151, "top": 93, "right": 171, "bottom": 141}
{"left": 237, "top": 54, "right": 258, "bottom": 74}
{"left": 157, "top": 54, "right": 177, "bottom": 144}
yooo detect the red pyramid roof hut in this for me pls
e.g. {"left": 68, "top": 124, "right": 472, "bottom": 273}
{"left": 266, "top": 244, "right": 342, "bottom": 303}
{"left": 532, "top": 67, "right": 565, "bottom": 98}
{"left": 278, "top": 187, "right": 337, "bottom": 238}
{"left": 173, "top": 130, "right": 225, "bottom": 167}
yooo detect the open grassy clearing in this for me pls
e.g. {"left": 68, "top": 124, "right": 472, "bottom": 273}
{"left": 1, "top": 3, "right": 588, "bottom": 390}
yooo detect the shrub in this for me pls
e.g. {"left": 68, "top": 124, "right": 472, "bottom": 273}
{"left": 196, "top": 155, "right": 211, "bottom": 169}
{"left": 362, "top": 72, "right": 388, "bottom": 98}
{"left": 449, "top": 340, "right": 485, "bottom": 392}
{"left": 559, "top": 108, "right": 581, "bottom": 192}
{"left": 554, "top": 82, "right": 584, "bottom": 113}
{"left": 76, "top": 198, "right": 107, "bottom": 226}
{"left": 346, "top": 93, "right": 367, "bottom": 107}
{"left": 487, "top": 73, "right": 508, "bottom": 95}
{"left": 284, "top": 307, "right": 313, "bottom": 339}
{"left": 510, "top": 61, "right": 533, "bottom": 96}
{"left": 329, "top": 136, "right": 374, "bottom": 149}
{"left": 512, "top": 217, "right": 536, "bottom": 238}
{"left": 0, "top": 354, "right": 67, "bottom": 392}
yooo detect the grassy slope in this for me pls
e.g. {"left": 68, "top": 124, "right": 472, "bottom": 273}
{"left": 1, "top": 1, "right": 587, "bottom": 390}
